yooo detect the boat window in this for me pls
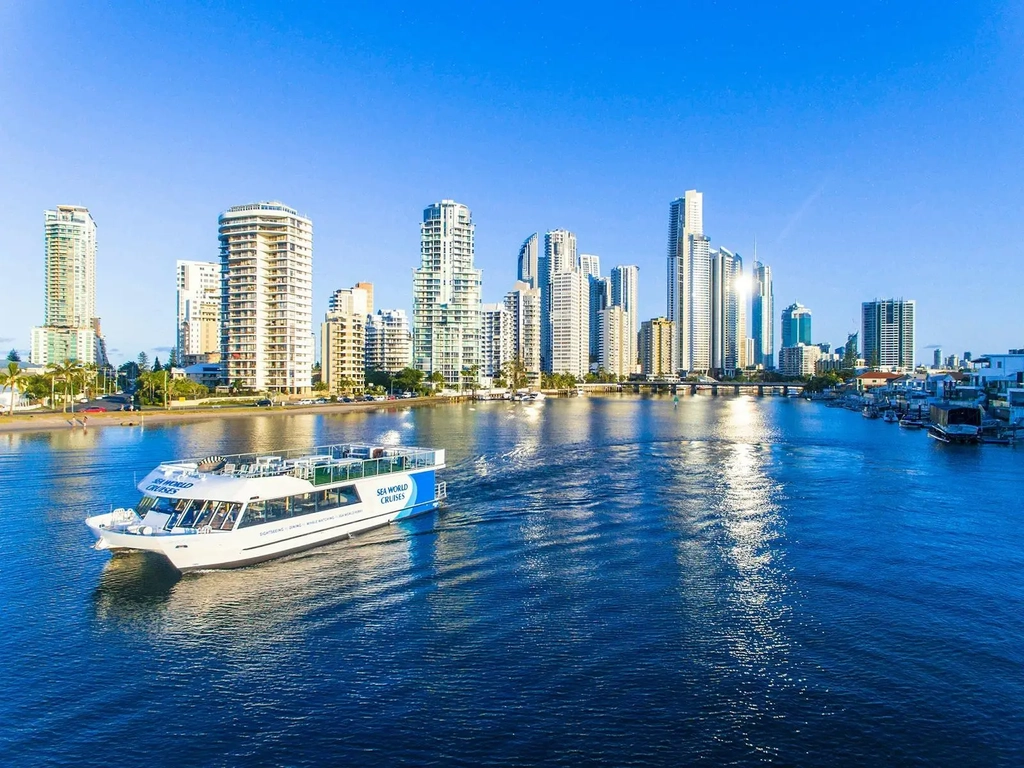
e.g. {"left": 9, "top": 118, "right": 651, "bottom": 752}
{"left": 237, "top": 485, "right": 361, "bottom": 529}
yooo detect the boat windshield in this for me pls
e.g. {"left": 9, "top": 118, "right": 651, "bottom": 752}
{"left": 136, "top": 496, "right": 242, "bottom": 531}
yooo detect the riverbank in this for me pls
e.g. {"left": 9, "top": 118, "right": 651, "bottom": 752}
{"left": 0, "top": 396, "right": 450, "bottom": 434}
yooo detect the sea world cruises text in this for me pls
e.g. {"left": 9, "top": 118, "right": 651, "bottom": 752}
{"left": 145, "top": 478, "right": 195, "bottom": 495}
{"left": 378, "top": 483, "right": 409, "bottom": 504}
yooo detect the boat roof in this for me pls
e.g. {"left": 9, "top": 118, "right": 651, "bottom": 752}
{"left": 138, "top": 443, "right": 445, "bottom": 503}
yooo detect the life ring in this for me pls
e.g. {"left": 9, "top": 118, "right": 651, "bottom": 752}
{"left": 199, "top": 524, "right": 213, "bottom": 534}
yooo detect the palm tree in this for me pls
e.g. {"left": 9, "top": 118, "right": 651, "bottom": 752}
{"left": 0, "top": 361, "right": 25, "bottom": 416}
{"left": 47, "top": 359, "right": 80, "bottom": 413}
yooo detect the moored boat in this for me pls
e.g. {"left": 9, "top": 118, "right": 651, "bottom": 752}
{"left": 86, "top": 443, "right": 447, "bottom": 572}
{"left": 882, "top": 410, "right": 898, "bottom": 423}
{"left": 928, "top": 403, "right": 982, "bottom": 444}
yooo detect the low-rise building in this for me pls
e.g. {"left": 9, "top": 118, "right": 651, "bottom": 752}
{"left": 855, "top": 370, "right": 904, "bottom": 392}
{"left": 779, "top": 344, "right": 821, "bottom": 377}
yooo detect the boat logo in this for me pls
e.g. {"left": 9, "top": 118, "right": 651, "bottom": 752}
{"left": 145, "top": 478, "right": 195, "bottom": 494}
{"left": 377, "top": 482, "right": 409, "bottom": 505}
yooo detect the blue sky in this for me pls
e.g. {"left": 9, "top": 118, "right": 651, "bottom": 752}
{"left": 1, "top": 1, "right": 1022, "bottom": 364}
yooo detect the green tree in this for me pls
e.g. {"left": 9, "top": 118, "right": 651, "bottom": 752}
{"left": 428, "top": 371, "right": 445, "bottom": 391}
{"left": 6, "top": 349, "right": 21, "bottom": 363}
{"left": 313, "top": 380, "right": 329, "bottom": 393}
{"left": 501, "top": 357, "right": 528, "bottom": 391}
{"left": 0, "top": 362, "right": 25, "bottom": 415}
{"left": 393, "top": 367, "right": 425, "bottom": 394}
{"left": 137, "top": 352, "right": 150, "bottom": 373}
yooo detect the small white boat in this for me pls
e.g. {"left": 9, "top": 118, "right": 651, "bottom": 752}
{"left": 86, "top": 443, "right": 447, "bottom": 572}
{"left": 882, "top": 410, "right": 898, "bottom": 423}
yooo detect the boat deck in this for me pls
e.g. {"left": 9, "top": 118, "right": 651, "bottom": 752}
{"left": 157, "top": 443, "right": 445, "bottom": 486}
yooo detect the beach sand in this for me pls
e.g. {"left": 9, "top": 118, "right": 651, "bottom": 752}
{"left": 0, "top": 397, "right": 448, "bottom": 434}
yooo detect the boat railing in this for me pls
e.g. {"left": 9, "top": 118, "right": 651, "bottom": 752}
{"left": 159, "top": 443, "right": 444, "bottom": 485}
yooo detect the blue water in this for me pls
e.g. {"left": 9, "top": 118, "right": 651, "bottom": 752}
{"left": 1, "top": 396, "right": 1022, "bottom": 766}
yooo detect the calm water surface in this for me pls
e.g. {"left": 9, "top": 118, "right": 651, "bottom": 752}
{"left": 1, "top": 396, "right": 1022, "bottom": 766}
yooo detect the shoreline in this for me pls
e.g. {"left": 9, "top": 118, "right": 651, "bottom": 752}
{"left": 0, "top": 397, "right": 454, "bottom": 434}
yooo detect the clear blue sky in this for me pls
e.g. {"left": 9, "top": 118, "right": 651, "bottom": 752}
{"left": 2, "top": 1, "right": 1022, "bottom": 365}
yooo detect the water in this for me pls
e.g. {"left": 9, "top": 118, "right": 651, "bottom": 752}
{"left": 1, "top": 396, "right": 1022, "bottom": 766}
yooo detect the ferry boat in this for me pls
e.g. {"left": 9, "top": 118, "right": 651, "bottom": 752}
{"left": 85, "top": 443, "right": 447, "bottom": 572}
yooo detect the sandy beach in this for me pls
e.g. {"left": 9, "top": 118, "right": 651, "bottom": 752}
{"left": 0, "top": 397, "right": 451, "bottom": 434}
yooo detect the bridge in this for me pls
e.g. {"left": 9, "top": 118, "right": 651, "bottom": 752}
{"left": 576, "top": 381, "right": 805, "bottom": 397}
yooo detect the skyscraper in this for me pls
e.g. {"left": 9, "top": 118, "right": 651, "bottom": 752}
{"left": 610, "top": 265, "right": 640, "bottom": 373}
{"left": 176, "top": 260, "right": 221, "bottom": 365}
{"left": 517, "top": 233, "right": 539, "bottom": 289}
{"left": 579, "top": 253, "right": 601, "bottom": 278}
{"left": 781, "top": 303, "right": 812, "bottom": 348}
{"left": 640, "top": 318, "right": 677, "bottom": 377}
{"left": 321, "top": 285, "right": 369, "bottom": 393}
{"left": 666, "top": 191, "right": 703, "bottom": 374}
{"left": 751, "top": 261, "right": 775, "bottom": 370}
{"left": 413, "top": 200, "right": 482, "bottom": 387}
{"left": 549, "top": 270, "right": 589, "bottom": 377}
{"left": 540, "top": 229, "right": 578, "bottom": 372}
{"left": 504, "top": 281, "right": 542, "bottom": 387}
{"left": 31, "top": 205, "right": 108, "bottom": 367}
{"left": 481, "top": 303, "right": 514, "bottom": 378}
{"left": 710, "top": 248, "right": 744, "bottom": 377}
{"left": 862, "top": 298, "right": 916, "bottom": 370}
{"left": 686, "top": 234, "right": 712, "bottom": 373}
{"left": 588, "top": 275, "right": 610, "bottom": 362}
{"left": 598, "top": 305, "right": 629, "bottom": 379}
{"left": 219, "top": 201, "right": 313, "bottom": 393}
{"left": 365, "top": 309, "right": 412, "bottom": 374}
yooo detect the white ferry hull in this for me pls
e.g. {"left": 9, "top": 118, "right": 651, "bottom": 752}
{"left": 87, "top": 465, "right": 443, "bottom": 572}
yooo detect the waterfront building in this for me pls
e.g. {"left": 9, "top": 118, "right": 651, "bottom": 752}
{"left": 598, "top": 305, "right": 629, "bottom": 379}
{"left": 30, "top": 205, "right": 109, "bottom": 367}
{"left": 666, "top": 190, "right": 703, "bottom": 374}
{"left": 321, "top": 285, "right": 369, "bottom": 393}
{"left": 579, "top": 253, "right": 601, "bottom": 278}
{"left": 481, "top": 302, "right": 514, "bottom": 378}
{"left": 779, "top": 344, "right": 822, "bottom": 377}
{"left": 610, "top": 265, "right": 640, "bottom": 373}
{"left": 517, "top": 233, "right": 540, "bottom": 289}
{"left": 781, "top": 303, "right": 812, "bottom": 348}
{"left": 549, "top": 269, "right": 589, "bottom": 378}
{"left": 504, "top": 281, "right": 542, "bottom": 387}
{"left": 816, "top": 352, "right": 845, "bottom": 373}
{"left": 752, "top": 260, "right": 775, "bottom": 370}
{"left": 365, "top": 309, "right": 412, "bottom": 374}
{"left": 413, "top": 200, "right": 482, "bottom": 387}
{"left": 589, "top": 276, "right": 610, "bottom": 362}
{"left": 685, "top": 234, "right": 712, "bottom": 374}
{"left": 219, "top": 201, "right": 313, "bottom": 393}
{"left": 176, "top": 260, "right": 221, "bottom": 366}
{"left": 640, "top": 317, "right": 676, "bottom": 377}
{"left": 862, "top": 298, "right": 916, "bottom": 370}
{"left": 710, "top": 249, "right": 744, "bottom": 377}
{"left": 540, "top": 229, "right": 578, "bottom": 372}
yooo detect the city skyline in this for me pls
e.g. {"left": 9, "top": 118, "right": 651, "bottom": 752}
{"left": 3, "top": 4, "right": 1022, "bottom": 362}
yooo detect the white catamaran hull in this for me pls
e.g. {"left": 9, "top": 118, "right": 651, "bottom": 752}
{"left": 87, "top": 468, "right": 441, "bottom": 572}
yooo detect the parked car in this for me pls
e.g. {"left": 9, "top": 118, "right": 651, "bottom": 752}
{"left": 82, "top": 406, "right": 106, "bottom": 413}
{"left": 341, "top": 396, "right": 353, "bottom": 403}
{"left": 254, "top": 399, "right": 273, "bottom": 407}
{"left": 361, "top": 394, "right": 375, "bottom": 402}
{"left": 400, "top": 392, "right": 414, "bottom": 399}
{"left": 314, "top": 397, "right": 328, "bottom": 404}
